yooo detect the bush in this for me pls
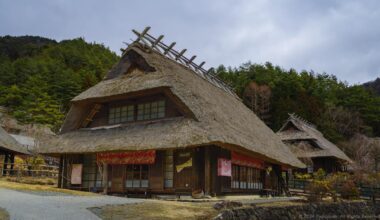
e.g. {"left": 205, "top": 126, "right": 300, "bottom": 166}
{"left": 306, "top": 179, "right": 330, "bottom": 202}
{"left": 327, "top": 172, "right": 360, "bottom": 200}
{"left": 295, "top": 172, "right": 312, "bottom": 180}
{"left": 305, "top": 170, "right": 360, "bottom": 201}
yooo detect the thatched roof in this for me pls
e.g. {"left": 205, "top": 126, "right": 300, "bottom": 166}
{"left": 0, "top": 126, "right": 30, "bottom": 155}
{"left": 38, "top": 42, "right": 304, "bottom": 168}
{"left": 277, "top": 114, "right": 351, "bottom": 162}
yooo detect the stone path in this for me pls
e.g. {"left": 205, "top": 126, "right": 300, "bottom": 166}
{"left": 0, "top": 188, "right": 142, "bottom": 220}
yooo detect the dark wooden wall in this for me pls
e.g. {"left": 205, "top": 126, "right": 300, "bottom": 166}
{"left": 149, "top": 151, "right": 164, "bottom": 191}
{"left": 313, "top": 157, "right": 342, "bottom": 173}
{"left": 59, "top": 146, "right": 272, "bottom": 196}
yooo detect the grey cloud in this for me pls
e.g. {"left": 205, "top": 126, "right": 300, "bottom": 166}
{"left": 0, "top": 0, "right": 379, "bottom": 84}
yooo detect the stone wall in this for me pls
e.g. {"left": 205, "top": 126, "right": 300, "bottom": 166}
{"left": 215, "top": 201, "right": 380, "bottom": 220}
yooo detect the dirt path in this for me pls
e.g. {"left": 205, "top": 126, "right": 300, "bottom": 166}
{"left": 0, "top": 188, "right": 142, "bottom": 220}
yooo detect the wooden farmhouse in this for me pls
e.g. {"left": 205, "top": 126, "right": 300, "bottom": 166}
{"left": 40, "top": 28, "right": 304, "bottom": 196}
{"left": 277, "top": 114, "right": 351, "bottom": 174}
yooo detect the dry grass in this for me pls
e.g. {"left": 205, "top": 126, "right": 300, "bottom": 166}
{"left": 256, "top": 200, "right": 306, "bottom": 207}
{"left": 0, "top": 178, "right": 96, "bottom": 196}
{"left": 0, "top": 207, "right": 9, "bottom": 220}
{"left": 4, "top": 176, "right": 56, "bottom": 185}
{"left": 92, "top": 200, "right": 218, "bottom": 220}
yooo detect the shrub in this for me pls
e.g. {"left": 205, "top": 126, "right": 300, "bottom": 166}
{"left": 295, "top": 172, "right": 312, "bottom": 180}
{"left": 313, "top": 168, "right": 326, "bottom": 180}
{"left": 306, "top": 179, "right": 330, "bottom": 202}
{"left": 327, "top": 172, "right": 360, "bottom": 200}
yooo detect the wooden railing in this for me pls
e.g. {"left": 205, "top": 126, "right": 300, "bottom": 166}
{"left": 0, "top": 163, "right": 59, "bottom": 178}
{"left": 288, "top": 178, "right": 311, "bottom": 192}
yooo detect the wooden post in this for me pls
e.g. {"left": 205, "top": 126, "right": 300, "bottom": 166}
{"left": 204, "top": 147, "right": 211, "bottom": 195}
{"left": 3, "top": 154, "right": 9, "bottom": 176}
{"left": 103, "top": 163, "right": 108, "bottom": 194}
{"left": 61, "top": 155, "right": 66, "bottom": 188}
{"left": 58, "top": 155, "right": 63, "bottom": 188}
{"left": 9, "top": 154, "right": 15, "bottom": 175}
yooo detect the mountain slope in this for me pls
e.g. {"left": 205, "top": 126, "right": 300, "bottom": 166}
{"left": 0, "top": 36, "right": 119, "bottom": 130}
{"left": 363, "top": 77, "right": 380, "bottom": 96}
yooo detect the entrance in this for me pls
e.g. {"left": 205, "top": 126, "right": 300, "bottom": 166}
{"left": 174, "top": 149, "right": 193, "bottom": 190}
{"left": 111, "top": 165, "right": 124, "bottom": 192}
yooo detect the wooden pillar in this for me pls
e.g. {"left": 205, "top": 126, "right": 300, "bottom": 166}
{"left": 102, "top": 163, "right": 108, "bottom": 194}
{"left": 61, "top": 155, "right": 68, "bottom": 188}
{"left": 9, "top": 154, "right": 15, "bottom": 175}
{"left": 58, "top": 155, "right": 63, "bottom": 188}
{"left": 204, "top": 147, "right": 211, "bottom": 195}
{"left": 3, "top": 154, "right": 9, "bottom": 176}
{"left": 273, "top": 164, "right": 284, "bottom": 195}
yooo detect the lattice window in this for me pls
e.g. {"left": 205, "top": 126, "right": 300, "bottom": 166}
{"left": 231, "top": 165, "right": 263, "bottom": 190}
{"left": 164, "top": 150, "right": 174, "bottom": 188}
{"left": 125, "top": 165, "right": 149, "bottom": 188}
{"left": 137, "top": 100, "right": 165, "bottom": 120}
{"left": 109, "top": 105, "right": 135, "bottom": 124}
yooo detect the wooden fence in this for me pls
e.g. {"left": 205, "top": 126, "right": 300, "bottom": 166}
{"left": 0, "top": 162, "right": 59, "bottom": 178}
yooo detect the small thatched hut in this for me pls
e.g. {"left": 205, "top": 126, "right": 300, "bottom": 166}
{"left": 0, "top": 126, "right": 30, "bottom": 176}
{"left": 277, "top": 114, "right": 351, "bottom": 174}
{"left": 39, "top": 28, "right": 304, "bottom": 196}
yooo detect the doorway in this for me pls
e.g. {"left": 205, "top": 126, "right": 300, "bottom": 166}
{"left": 111, "top": 165, "right": 124, "bottom": 192}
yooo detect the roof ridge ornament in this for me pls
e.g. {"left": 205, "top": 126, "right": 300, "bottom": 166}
{"left": 130, "top": 27, "right": 240, "bottom": 99}
{"left": 288, "top": 113, "right": 317, "bottom": 129}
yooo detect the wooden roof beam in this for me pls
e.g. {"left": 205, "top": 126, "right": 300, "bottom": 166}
{"left": 175, "top": 49, "right": 187, "bottom": 60}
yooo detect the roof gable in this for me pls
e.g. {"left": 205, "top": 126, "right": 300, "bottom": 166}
{"left": 0, "top": 126, "right": 30, "bottom": 155}
{"left": 277, "top": 113, "right": 351, "bottom": 162}
{"left": 105, "top": 49, "right": 156, "bottom": 80}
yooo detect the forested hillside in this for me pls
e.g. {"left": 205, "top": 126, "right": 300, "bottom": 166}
{"left": 364, "top": 78, "right": 380, "bottom": 96}
{"left": 0, "top": 36, "right": 119, "bottom": 130}
{"left": 0, "top": 35, "right": 379, "bottom": 145}
{"left": 213, "top": 63, "right": 380, "bottom": 143}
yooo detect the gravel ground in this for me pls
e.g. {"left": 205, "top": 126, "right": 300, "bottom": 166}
{"left": 0, "top": 188, "right": 142, "bottom": 220}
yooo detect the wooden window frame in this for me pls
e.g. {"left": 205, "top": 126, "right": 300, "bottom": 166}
{"left": 164, "top": 150, "right": 174, "bottom": 188}
{"left": 125, "top": 164, "right": 150, "bottom": 189}
{"left": 108, "top": 99, "right": 166, "bottom": 125}
{"left": 108, "top": 104, "right": 135, "bottom": 124}
{"left": 231, "top": 165, "right": 263, "bottom": 190}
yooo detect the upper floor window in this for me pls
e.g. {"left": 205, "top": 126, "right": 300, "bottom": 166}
{"left": 108, "top": 100, "right": 166, "bottom": 125}
{"left": 109, "top": 105, "right": 135, "bottom": 124}
{"left": 137, "top": 100, "right": 165, "bottom": 120}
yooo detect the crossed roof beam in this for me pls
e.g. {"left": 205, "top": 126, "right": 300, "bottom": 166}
{"left": 129, "top": 27, "right": 239, "bottom": 99}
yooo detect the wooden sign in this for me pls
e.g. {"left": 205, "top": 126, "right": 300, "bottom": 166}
{"left": 71, "top": 164, "right": 83, "bottom": 185}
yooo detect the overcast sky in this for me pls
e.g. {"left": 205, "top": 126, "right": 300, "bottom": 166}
{"left": 1, "top": 0, "right": 379, "bottom": 84}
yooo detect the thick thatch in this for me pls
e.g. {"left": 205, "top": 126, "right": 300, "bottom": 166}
{"left": 0, "top": 126, "right": 30, "bottom": 155}
{"left": 39, "top": 43, "right": 304, "bottom": 168}
{"left": 277, "top": 114, "right": 351, "bottom": 162}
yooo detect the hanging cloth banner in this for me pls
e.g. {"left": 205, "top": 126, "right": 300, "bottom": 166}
{"left": 176, "top": 158, "right": 192, "bottom": 173}
{"left": 218, "top": 158, "right": 232, "bottom": 177}
{"left": 231, "top": 151, "right": 264, "bottom": 169}
{"left": 96, "top": 150, "right": 156, "bottom": 165}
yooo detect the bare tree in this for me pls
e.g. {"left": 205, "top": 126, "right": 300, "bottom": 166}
{"left": 341, "top": 134, "right": 380, "bottom": 173}
{"left": 369, "top": 138, "right": 380, "bottom": 172}
{"left": 322, "top": 106, "right": 364, "bottom": 137}
{"left": 243, "top": 82, "right": 272, "bottom": 125}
